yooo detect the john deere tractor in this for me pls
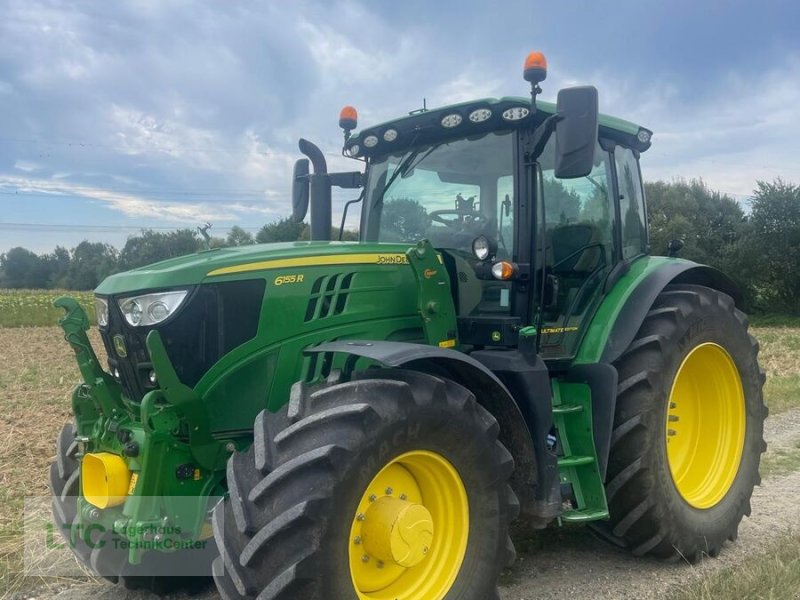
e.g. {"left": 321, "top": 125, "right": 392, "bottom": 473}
{"left": 51, "top": 52, "right": 766, "bottom": 599}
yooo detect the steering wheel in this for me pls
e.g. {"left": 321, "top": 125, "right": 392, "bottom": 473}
{"left": 429, "top": 209, "right": 488, "bottom": 229}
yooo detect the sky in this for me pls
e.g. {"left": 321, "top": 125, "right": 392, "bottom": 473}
{"left": 1, "top": 0, "right": 798, "bottom": 253}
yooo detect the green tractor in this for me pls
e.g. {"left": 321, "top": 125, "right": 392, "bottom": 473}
{"left": 51, "top": 52, "right": 766, "bottom": 599}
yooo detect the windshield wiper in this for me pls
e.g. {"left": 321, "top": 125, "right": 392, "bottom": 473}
{"left": 378, "top": 143, "right": 441, "bottom": 201}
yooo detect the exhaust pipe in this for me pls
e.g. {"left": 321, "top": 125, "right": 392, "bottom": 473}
{"left": 299, "top": 138, "right": 331, "bottom": 241}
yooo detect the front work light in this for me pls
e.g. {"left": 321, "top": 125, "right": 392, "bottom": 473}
{"left": 472, "top": 235, "right": 497, "bottom": 261}
{"left": 118, "top": 290, "right": 188, "bottom": 327}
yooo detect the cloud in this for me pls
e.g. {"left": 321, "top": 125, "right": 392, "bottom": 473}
{"left": 0, "top": 175, "right": 279, "bottom": 223}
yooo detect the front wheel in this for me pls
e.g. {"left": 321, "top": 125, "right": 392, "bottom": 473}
{"left": 605, "top": 284, "right": 767, "bottom": 561}
{"left": 213, "top": 369, "right": 518, "bottom": 600}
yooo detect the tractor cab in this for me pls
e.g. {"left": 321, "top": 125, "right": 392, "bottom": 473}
{"left": 294, "top": 54, "right": 653, "bottom": 363}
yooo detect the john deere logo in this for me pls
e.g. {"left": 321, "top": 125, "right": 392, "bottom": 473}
{"left": 113, "top": 335, "right": 127, "bottom": 358}
{"left": 423, "top": 268, "right": 438, "bottom": 279}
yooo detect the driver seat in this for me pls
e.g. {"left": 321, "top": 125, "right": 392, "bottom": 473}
{"left": 551, "top": 223, "right": 603, "bottom": 274}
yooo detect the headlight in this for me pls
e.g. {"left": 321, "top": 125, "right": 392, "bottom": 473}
{"left": 118, "top": 290, "right": 188, "bottom": 327}
{"left": 95, "top": 297, "right": 109, "bottom": 327}
{"left": 472, "top": 235, "right": 497, "bottom": 261}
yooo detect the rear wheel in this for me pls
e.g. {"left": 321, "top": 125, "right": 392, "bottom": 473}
{"left": 604, "top": 284, "right": 767, "bottom": 561}
{"left": 213, "top": 369, "right": 518, "bottom": 600}
{"left": 48, "top": 423, "right": 214, "bottom": 594}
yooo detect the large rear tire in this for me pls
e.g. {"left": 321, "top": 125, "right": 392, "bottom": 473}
{"left": 604, "top": 284, "right": 767, "bottom": 561}
{"left": 213, "top": 369, "right": 518, "bottom": 600}
{"left": 48, "top": 423, "right": 214, "bottom": 594}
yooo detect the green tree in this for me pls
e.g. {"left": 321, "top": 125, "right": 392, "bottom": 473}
{"left": 645, "top": 179, "right": 745, "bottom": 265}
{"left": 0, "top": 247, "right": 46, "bottom": 288}
{"left": 118, "top": 229, "right": 200, "bottom": 270}
{"left": 42, "top": 246, "right": 71, "bottom": 288}
{"left": 256, "top": 217, "right": 306, "bottom": 243}
{"left": 65, "top": 241, "right": 118, "bottom": 290}
{"left": 740, "top": 179, "right": 800, "bottom": 312}
{"left": 226, "top": 225, "right": 255, "bottom": 246}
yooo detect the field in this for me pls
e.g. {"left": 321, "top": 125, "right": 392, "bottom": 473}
{"left": 0, "top": 289, "right": 798, "bottom": 599}
{"left": 0, "top": 290, "right": 95, "bottom": 328}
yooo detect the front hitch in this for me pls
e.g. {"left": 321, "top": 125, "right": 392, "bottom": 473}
{"left": 55, "top": 296, "right": 125, "bottom": 418}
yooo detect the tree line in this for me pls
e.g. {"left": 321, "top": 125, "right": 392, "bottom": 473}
{"left": 1, "top": 177, "right": 797, "bottom": 314}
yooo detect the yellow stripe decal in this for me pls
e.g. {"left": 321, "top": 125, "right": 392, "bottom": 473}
{"left": 207, "top": 253, "right": 410, "bottom": 276}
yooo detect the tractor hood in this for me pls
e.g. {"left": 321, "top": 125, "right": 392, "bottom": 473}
{"left": 95, "top": 241, "right": 415, "bottom": 295}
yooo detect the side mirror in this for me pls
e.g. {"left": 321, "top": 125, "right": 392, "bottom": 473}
{"left": 291, "top": 158, "right": 310, "bottom": 222}
{"left": 554, "top": 86, "right": 599, "bottom": 179}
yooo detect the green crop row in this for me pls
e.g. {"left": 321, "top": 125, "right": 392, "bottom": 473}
{"left": 0, "top": 289, "right": 96, "bottom": 328}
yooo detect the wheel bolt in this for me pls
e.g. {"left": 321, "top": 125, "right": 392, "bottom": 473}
{"left": 362, "top": 555, "right": 370, "bottom": 563}
{"left": 369, "top": 494, "right": 377, "bottom": 502}
{"left": 377, "top": 561, "right": 384, "bottom": 569}
{"left": 670, "top": 402, "right": 678, "bottom": 409}
{"left": 353, "top": 536, "right": 361, "bottom": 545}
{"left": 356, "top": 513, "right": 365, "bottom": 521}
{"left": 668, "top": 415, "right": 679, "bottom": 422}
{"left": 399, "top": 493, "right": 407, "bottom": 501}
{"left": 385, "top": 487, "right": 393, "bottom": 495}
{"left": 668, "top": 429, "right": 677, "bottom": 437}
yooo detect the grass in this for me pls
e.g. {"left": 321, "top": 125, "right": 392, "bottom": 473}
{"left": 760, "top": 442, "right": 800, "bottom": 478}
{"left": 750, "top": 314, "right": 800, "bottom": 328}
{"left": 669, "top": 531, "right": 800, "bottom": 600}
{"left": 0, "top": 289, "right": 95, "bottom": 328}
{"left": 753, "top": 327, "right": 800, "bottom": 415}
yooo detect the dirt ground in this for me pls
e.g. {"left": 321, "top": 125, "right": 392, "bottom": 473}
{"left": 2, "top": 327, "right": 798, "bottom": 600}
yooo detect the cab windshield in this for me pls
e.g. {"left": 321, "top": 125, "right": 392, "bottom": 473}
{"left": 361, "top": 130, "right": 516, "bottom": 316}
{"left": 361, "top": 131, "right": 515, "bottom": 259}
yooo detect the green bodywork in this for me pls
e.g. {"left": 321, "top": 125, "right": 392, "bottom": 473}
{"left": 54, "top": 96, "right": 683, "bottom": 564}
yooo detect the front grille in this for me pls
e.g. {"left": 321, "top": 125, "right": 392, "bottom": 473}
{"left": 101, "top": 280, "right": 266, "bottom": 402}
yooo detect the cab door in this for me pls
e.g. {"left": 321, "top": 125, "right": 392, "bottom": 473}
{"left": 534, "top": 138, "right": 619, "bottom": 361}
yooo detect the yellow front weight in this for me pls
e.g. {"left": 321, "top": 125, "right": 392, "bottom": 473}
{"left": 81, "top": 452, "right": 132, "bottom": 509}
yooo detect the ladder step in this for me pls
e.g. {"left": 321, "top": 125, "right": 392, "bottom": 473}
{"left": 561, "top": 508, "right": 609, "bottom": 523}
{"left": 558, "top": 455, "right": 595, "bottom": 467}
{"left": 553, "top": 404, "right": 584, "bottom": 414}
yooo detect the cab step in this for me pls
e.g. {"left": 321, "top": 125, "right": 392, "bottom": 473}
{"left": 560, "top": 508, "right": 609, "bottom": 523}
{"left": 557, "top": 455, "right": 595, "bottom": 468}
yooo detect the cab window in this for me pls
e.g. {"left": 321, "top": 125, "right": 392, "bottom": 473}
{"left": 615, "top": 146, "right": 647, "bottom": 259}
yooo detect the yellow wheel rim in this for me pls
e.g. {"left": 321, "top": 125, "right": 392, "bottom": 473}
{"left": 349, "top": 450, "right": 469, "bottom": 600}
{"left": 666, "top": 342, "right": 746, "bottom": 509}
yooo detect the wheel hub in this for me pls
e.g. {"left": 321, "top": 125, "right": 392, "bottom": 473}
{"left": 361, "top": 496, "right": 434, "bottom": 568}
{"left": 349, "top": 450, "right": 469, "bottom": 600}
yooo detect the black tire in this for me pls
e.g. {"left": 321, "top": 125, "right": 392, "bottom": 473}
{"left": 48, "top": 423, "right": 215, "bottom": 594}
{"left": 213, "top": 369, "right": 519, "bottom": 600}
{"left": 603, "top": 284, "right": 767, "bottom": 561}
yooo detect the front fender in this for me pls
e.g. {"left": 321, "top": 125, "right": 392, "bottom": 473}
{"left": 307, "top": 340, "right": 542, "bottom": 521}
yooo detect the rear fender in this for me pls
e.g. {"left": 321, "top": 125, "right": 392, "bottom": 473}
{"left": 577, "top": 258, "right": 741, "bottom": 366}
